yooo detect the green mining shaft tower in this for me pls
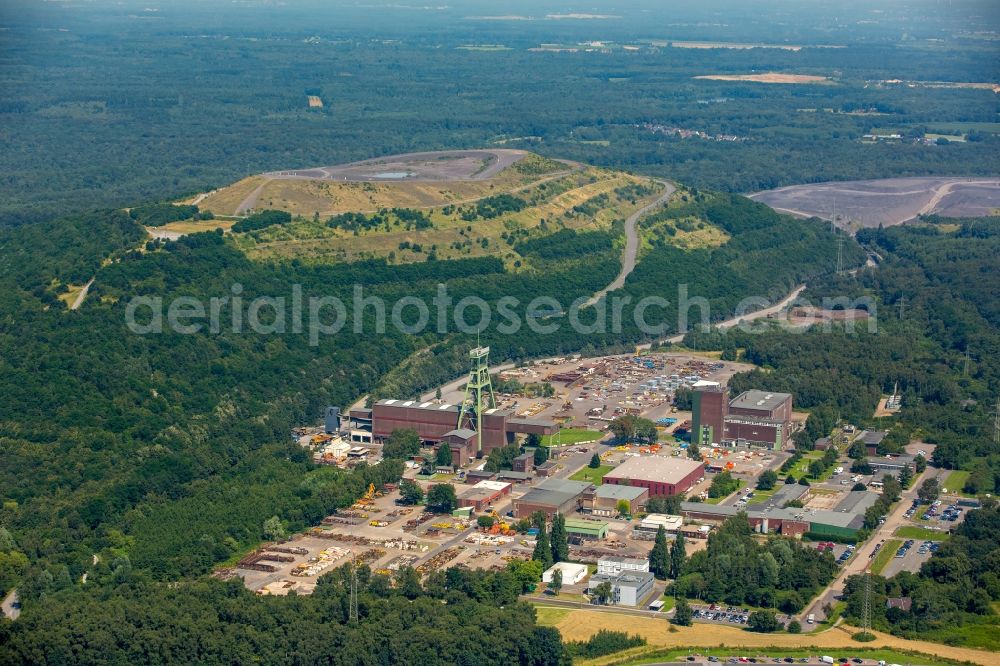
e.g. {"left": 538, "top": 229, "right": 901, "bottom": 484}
{"left": 458, "top": 345, "right": 497, "bottom": 455}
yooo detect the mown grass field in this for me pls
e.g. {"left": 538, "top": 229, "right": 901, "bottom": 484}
{"left": 542, "top": 428, "right": 604, "bottom": 446}
{"left": 894, "top": 525, "right": 949, "bottom": 541}
{"left": 943, "top": 470, "right": 970, "bottom": 495}
{"left": 570, "top": 464, "right": 615, "bottom": 485}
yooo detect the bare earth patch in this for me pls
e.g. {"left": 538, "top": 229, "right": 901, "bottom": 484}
{"left": 695, "top": 73, "right": 831, "bottom": 84}
{"left": 750, "top": 177, "right": 1000, "bottom": 229}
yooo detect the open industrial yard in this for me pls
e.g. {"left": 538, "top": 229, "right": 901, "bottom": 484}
{"left": 442, "top": 352, "right": 754, "bottom": 433}
{"left": 242, "top": 346, "right": 968, "bottom": 611}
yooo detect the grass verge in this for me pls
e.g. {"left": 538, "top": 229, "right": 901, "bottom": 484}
{"left": 943, "top": 470, "right": 971, "bottom": 496}
{"left": 871, "top": 539, "right": 903, "bottom": 576}
{"left": 894, "top": 526, "right": 949, "bottom": 541}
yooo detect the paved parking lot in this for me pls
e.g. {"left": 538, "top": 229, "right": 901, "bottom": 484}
{"left": 690, "top": 604, "right": 792, "bottom": 628}
{"left": 673, "top": 657, "right": 886, "bottom": 666}
{"left": 881, "top": 538, "right": 936, "bottom": 577}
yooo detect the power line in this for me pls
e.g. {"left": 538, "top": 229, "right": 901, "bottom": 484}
{"left": 862, "top": 570, "right": 872, "bottom": 637}
{"left": 349, "top": 556, "right": 359, "bottom": 623}
{"left": 994, "top": 398, "right": 1000, "bottom": 446}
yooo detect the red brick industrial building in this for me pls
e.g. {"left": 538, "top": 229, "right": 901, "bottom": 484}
{"left": 691, "top": 385, "right": 793, "bottom": 450}
{"left": 349, "top": 399, "right": 557, "bottom": 463}
{"left": 602, "top": 456, "right": 704, "bottom": 497}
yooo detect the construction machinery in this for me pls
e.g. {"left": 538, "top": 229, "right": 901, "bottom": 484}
{"left": 352, "top": 483, "right": 381, "bottom": 510}
{"left": 487, "top": 510, "right": 515, "bottom": 536}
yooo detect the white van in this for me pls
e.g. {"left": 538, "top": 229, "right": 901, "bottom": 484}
{"left": 807, "top": 613, "right": 815, "bottom": 624}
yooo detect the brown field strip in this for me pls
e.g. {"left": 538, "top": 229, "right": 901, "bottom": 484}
{"left": 539, "top": 607, "right": 997, "bottom": 666}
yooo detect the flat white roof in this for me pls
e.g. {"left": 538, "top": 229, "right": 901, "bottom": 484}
{"left": 605, "top": 456, "right": 703, "bottom": 485}
{"left": 641, "top": 513, "right": 682, "bottom": 524}
{"left": 473, "top": 480, "right": 511, "bottom": 492}
{"left": 544, "top": 562, "right": 587, "bottom": 576}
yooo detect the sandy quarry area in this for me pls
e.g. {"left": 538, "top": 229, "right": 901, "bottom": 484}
{"left": 749, "top": 177, "right": 1000, "bottom": 229}
{"left": 262, "top": 149, "right": 529, "bottom": 183}
{"left": 694, "top": 73, "right": 830, "bottom": 84}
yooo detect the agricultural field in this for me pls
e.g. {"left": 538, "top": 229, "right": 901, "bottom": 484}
{"left": 538, "top": 608, "right": 998, "bottom": 666}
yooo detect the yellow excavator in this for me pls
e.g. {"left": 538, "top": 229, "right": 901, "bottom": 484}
{"left": 353, "top": 483, "right": 379, "bottom": 509}
{"left": 488, "top": 510, "right": 514, "bottom": 535}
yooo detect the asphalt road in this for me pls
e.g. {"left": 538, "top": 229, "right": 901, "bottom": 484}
{"left": 799, "top": 466, "right": 949, "bottom": 626}
{"left": 583, "top": 180, "right": 676, "bottom": 307}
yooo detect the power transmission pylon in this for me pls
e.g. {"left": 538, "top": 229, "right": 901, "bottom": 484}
{"left": 994, "top": 399, "right": 1000, "bottom": 446}
{"left": 349, "top": 557, "right": 359, "bottom": 623}
{"left": 458, "top": 339, "right": 497, "bottom": 456}
{"left": 862, "top": 570, "right": 872, "bottom": 637}
{"left": 836, "top": 235, "right": 845, "bottom": 274}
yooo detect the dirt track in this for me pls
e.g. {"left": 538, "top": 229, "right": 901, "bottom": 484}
{"left": 543, "top": 608, "right": 997, "bottom": 666}
{"left": 584, "top": 179, "right": 676, "bottom": 307}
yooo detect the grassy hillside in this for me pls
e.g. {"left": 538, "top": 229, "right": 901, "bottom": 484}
{"left": 193, "top": 156, "right": 664, "bottom": 266}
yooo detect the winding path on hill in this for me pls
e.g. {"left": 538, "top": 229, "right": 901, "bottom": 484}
{"left": 583, "top": 179, "right": 676, "bottom": 307}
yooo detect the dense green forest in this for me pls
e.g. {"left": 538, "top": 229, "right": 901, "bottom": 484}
{"left": 683, "top": 216, "right": 1000, "bottom": 484}
{"left": 674, "top": 515, "right": 838, "bottom": 612}
{"left": 0, "top": 565, "right": 565, "bottom": 665}
{"left": 1, "top": 1, "right": 998, "bottom": 659}
{"left": 0, "top": 189, "right": 849, "bottom": 608}
{"left": 1, "top": 0, "right": 998, "bottom": 226}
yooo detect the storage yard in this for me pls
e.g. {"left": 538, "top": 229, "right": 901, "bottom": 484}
{"left": 444, "top": 351, "right": 754, "bottom": 433}
{"left": 232, "top": 349, "right": 961, "bottom": 605}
